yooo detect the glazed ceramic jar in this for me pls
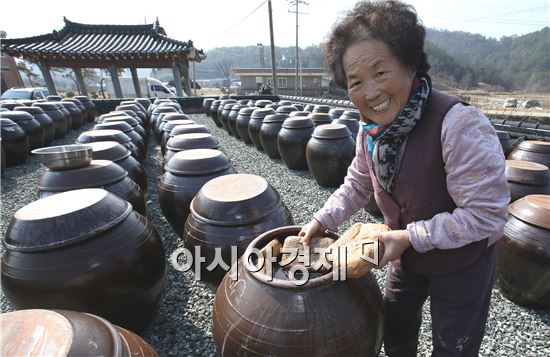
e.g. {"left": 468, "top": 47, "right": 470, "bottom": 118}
{"left": 220, "top": 103, "right": 237, "bottom": 132}
{"left": 203, "top": 98, "right": 215, "bottom": 116}
{"left": 306, "top": 124, "right": 355, "bottom": 187}
{"left": 276, "top": 105, "right": 298, "bottom": 115}
{"left": 89, "top": 141, "right": 148, "bottom": 193}
{"left": 217, "top": 99, "right": 237, "bottom": 129}
{"left": 164, "top": 133, "right": 220, "bottom": 167}
{"left": 102, "top": 116, "right": 146, "bottom": 141}
{"left": 307, "top": 112, "right": 332, "bottom": 127}
{"left": 160, "top": 119, "right": 196, "bottom": 154}
{"left": 0, "top": 111, "right": 44, "bottom": 150}
{"left": 312, "top": 104, "right": 330, "bottom": 113}
{"left": 505, "top": 160, "right": 550, "bottom": 202}
{"left": 14, "top": 106, "right": 55, "bottom": 146}
{"left": 249, "top": 108, "right": 277, "bottom": 150}
{"left": 0, "top": 119, "right": 29, "bottom": 166}
{"left": 328, "top": 108, "right": 345, "bottom": 119}
{"left": 333, "top": 118, "right": 360, "bottom": 140}
{"left": 159, "top": 149, "right": 236, "bottom": 236}
{"left": 93, "top": 121, "right": 145, "bottom": 160}
{"left": 74, "top": 95, "right": 98, "bottom": 122}
{"left": 152, "top": 106, "right": 179, "bottom": 141}
{"left": 260, "top": 113, "right": 289, "bottom": 159}
{"left": 339, "top": 110, "right": 360, "bottom": 120}
{"left": 278, "top": 117, "right": 315, "bottom": 170}
{"left": 236, "top": 107, "right": 257, "bottom": 144}
{"left": 58, "top": 101, "right": 83, "bottom": 130}
{"left": 212, "top": 226, "right": 384, "bottom": 356}
{"left": 32, "top": 102, "right": 69, "bottom": 139}
{"left": 37, "top": 159, "right": 147, "bottom": 215}
{"left": 159, "top": 113, "right": 190, "bottom": 136}
{"left": 183, "top": 174, "right": 294, "bottom": 288}
{"left": 497, "top": 194, "right": 550, "bottom": 309}
{"left": 116, "top": 104, "right": 147, "bottom": 124}
{"left": 508, "top": 140, "right": 550, "bottom": 167}
{"left": 254, "top": 99, "right": 273, "bottom": 108}
{"left": 0, "top": 309, "right": 159, "bottom": 356}
{"left": 209, "top": 100, "right": 223, "bottom": 126}
{"left": 1, "top": 189, "right": 165, "bottom": 332}
{"left": 227, "top": 104, "right": 244, "bottom": 137}
{"left": 496, "top": 130, "right": 514, "bottom": 157}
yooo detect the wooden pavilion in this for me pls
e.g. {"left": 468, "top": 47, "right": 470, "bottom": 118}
{"left": 1, "top": 17, "right": 206, "bottom": 97}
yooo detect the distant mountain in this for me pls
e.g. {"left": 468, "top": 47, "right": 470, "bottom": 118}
{"left": 194, "top": 27, "right": 549, "bottom": 92}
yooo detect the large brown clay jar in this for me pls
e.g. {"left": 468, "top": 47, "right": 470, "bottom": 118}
{"left": 306, "top": 124, "right": 355, "bottom": 187}
{"left": 1, "top": 189, "right": 166, "bottom": 332}
{"left": 212, "top": 226, "right": 383, "bottom": 357}
{"left": 227, "top": 104, "right": 244, "bottom": 137}
{"left": 505, "top": 160, "right": 550, "bottom": 202}
{"left": 0, "top": 111, "right": 44, "bottom": 150}
{"left": 278, "top": 117, "right": 315, "bottom": 170}
{"left": 14, "top": 106, "right": 55, "bottom": 146}
{"left": 0, "top": 119, "right": 29, "bottom": 166}
{"left": 497, "top": 195, "right": 550, "bottom": 309}
{"left": 260, "top": 113, "right": 289, "bottom": 159}
{"left": 235, "top": 107, "right": 256, "bottom": 143}
{"left": 78, "top": 130, "right": 141, "bottom": 164}
{"left": 74, "top": 95, "right": 98, "bottom": 122}
{"left": 496, "top": 130, "right": 514, "bottom": 157}
{"left": 164, "top": 133, "right": 220, "bottom": 167}
{"left": 159, "top": 149, "right": 236, "bottom": 237}
{"left": 209, "top": 100, "right": 223, "bottom": 127}
{"left": 37, "top": 159, "right": 147, "bottom": 216}
{"left": 32, "top": 102, "right": 69, "bottom": 139}
{"left": 183, "top": 174, "right": 293, "bottom": 289}
{"left": 249, "top": 108, "right": 276, "bottom": 150}
{"left": 509, "top": 140, "right": 550, "bottom": 167}
{"left": 203, "top": 98, "right": 215, "bottom": 116}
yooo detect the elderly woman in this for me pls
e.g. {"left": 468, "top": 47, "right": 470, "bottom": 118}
{"left": 299, "top": 0, "right": 510, "bottom": 355}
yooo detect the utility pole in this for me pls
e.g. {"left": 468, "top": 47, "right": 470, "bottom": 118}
{"left": 288, "top": 0, "right": 308, "bottom": 96}
{"left": 268, "top": 0, "right": 278, "bottom": 95}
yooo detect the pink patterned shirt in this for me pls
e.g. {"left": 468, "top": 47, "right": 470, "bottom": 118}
{"left": 313, "top": 103, "right": 510, "bottom": 253}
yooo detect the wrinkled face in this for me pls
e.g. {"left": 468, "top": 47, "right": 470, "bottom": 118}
{"left": 343, "top": 38, "right": 415, "bottom": 126}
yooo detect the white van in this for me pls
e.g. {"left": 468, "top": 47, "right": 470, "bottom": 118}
{"left": 106, "top": 77, "right": 180, "bottom": 99}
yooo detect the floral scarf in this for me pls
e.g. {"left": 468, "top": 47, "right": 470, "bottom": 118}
{"left": 361, "top": 73, "right": 432, "bottom": 193}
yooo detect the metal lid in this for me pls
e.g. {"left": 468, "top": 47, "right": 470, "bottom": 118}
{"left": 38, "top": 159, "right": 128, "bottom": 191}
{"left": 89, "top": 141, "right": 131, "bottom": 162}
{"left": 505, "top": 160, "right": 550, "bottom": 185}
{"left": 509, "top": 194, "right": 550, "bottom": 229}
{"left": 166, "top": 133, "right": 219, "bottom": 151}
{"left": 190, "top": 174, "right": 282, "bottom": 226}
{"left": 78, "top": 130, "right": 132, "bottom": 144}
{"left": 5, "top": 188, "right": 132, "bottom": 251}
{"left": 312, "top": 123, "right": 352, "bottom": 139}
{"left": 282, "top": 116, "right": 314, "bottom": 129}
{"left": 263, "top": 113, "right": 289, "bottom": 124}
{"left": 166, "top": 148, "right": 232, "bottom": 175}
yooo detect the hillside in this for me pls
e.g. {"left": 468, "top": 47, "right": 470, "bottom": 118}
{"left": 193, "top": 27, "right": 548, "bottom": 92}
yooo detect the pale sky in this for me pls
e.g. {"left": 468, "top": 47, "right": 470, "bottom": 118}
{"left": 0, "top": 0, "right": 548, "bottom": 51}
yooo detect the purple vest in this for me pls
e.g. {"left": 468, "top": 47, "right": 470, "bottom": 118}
{"left": 367, "top": 90, "right": 488, "bottom": 276}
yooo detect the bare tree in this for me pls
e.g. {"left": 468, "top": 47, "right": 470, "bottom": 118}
{"left": 16, "top": 59, "right": 40, "bottom": 86}
{"left": 215, "top": 56, "right": 233, "bottom": 89}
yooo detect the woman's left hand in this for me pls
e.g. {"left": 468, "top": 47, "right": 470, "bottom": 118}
{"left": 374, "top": 229, "right": 411, "bottom": 268}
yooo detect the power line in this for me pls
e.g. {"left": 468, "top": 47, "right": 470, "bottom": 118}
{"left": 222, "top": 1, "right": 267, "bottom": 34}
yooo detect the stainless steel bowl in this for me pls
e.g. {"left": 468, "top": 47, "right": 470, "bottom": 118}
{"left": 32, "top": 144, "right": 93, "bottom": 170}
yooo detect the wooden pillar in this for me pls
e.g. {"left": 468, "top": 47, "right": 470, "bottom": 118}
{"left": 38, "top": 60, "right": 57, "bottom": 95}
{"left": 171, "top": 60, "right": 184, "bottom": 97}
{"left": 72, "top": 68, "right": 88, "bottom": 96}
{"left": 182, "top": 65, "right": 191, "bottom": 97}
{"left": 107, "top": 64, "right": 123, "bottom": 98}
{"left": 130, "top": 67, "right": 142, "bottom": 97}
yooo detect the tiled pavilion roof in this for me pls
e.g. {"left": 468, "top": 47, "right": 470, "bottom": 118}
{"left": 1, "top": 17, "right": 206, "bottom": 67}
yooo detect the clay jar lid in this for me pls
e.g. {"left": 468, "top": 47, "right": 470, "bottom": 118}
{"left": 509, "top": 194, "right": 550, "bottom": 229}
{"left": 517, "top": 140, "right": 550, "bottom": 154}
{"left": 276, "top": 105, "right": 298, "bottom": 114}
{"left": 289, "top": 111, "right": 310, "bottom": 117}
{"left": 496, "top": 130, "right": 511, "bottom": 140}
{"left": 328, "top": 108, "right": 345, "bottom": 117}
{"left": 166, "top": 133, "right": 219, "bottom": 151}
{"left": 0, "top": 309, "right": 124, "bottom": 356}
{"left": 0, "top": 110, "right": 34, "bottom": 122}
{"left": 13, "top": 106, "right": 46, "bottom": 115}
{"left": 230, "top": 104, "right": 243, "bottom": 112}
{"left": 238, "top": 107, "right": 256, "bottom": 116}
{"left": 340, "top": 110, "right": 360, "bottom": 119}
{"left": 32, "top": 102, "right": 59, "bottom": 111}
{"left": 89, "top": 141, "right": 131, "bottom": 162}
{"left": 191, "top": 174, "right": 281, "bottom": 225}
{"left": 94, "top": 121, "right": 133, "bottom": 133}
{"left": 251, "top": 108, "right": 276, "bottom": 119}
{"left": 505, "top": 160, "right": 550, "bottom": 185}
{"left": 5, "top": 188, "right": 132, "bottom": 251}
{"left": 312, "top": 123, "right": 351, "bottom": 139}
{"left": 102, "top": 116, "right": 141, "bottom": 127}
{"left": 162, "top": 119, "right": 195, "bottom": 133}
{"left": 263, "top": 113, "right": 289, "bottom": 124}
{"left": 254, "top": 99, "right": 273, "bottom": 108}
{"left": 38, "top": 159, "right": 128, "bottom": 191}
{"left": 162, "top": 113, "right": 189, "bottom": 122}
{"left": 0, "top": 118, "right": 19, "bottom": 128}
{"left": 169, "top": 124, "right": 211, "bottom": 137}
{"left": 166, "top": 148, "right": 231, "bottom": 175}
{"left": 99, "top": 111, "right": 132, "bottom": 121}
{"left": 153, "top": 106, "right": 178, "bottom": 114}
{"left": 312, "top": 105, "right": 330, "bottom": 113}
{"left": 307, "top": 112, "right": 332, "bottom": 126}
{"left": 74, "top": 95, "right": 91, "bottom": 102}
{"left": 282, "top": 116, "right": 314, "bottom": 129}
{"left": 78, "top": 130, "right": 131, "bottom": 144}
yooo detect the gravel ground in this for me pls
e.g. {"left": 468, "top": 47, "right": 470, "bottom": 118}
{"left": 1, "top": 112, "right": 549, "bottom": 356}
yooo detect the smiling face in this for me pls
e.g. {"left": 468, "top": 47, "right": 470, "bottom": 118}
{"left": 343, "top": 38, "right": 415, "bottom": 126}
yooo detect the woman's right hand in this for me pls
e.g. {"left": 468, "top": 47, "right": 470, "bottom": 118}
{"left": 298, "top": 219, "right": 326, "bottom": 246}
